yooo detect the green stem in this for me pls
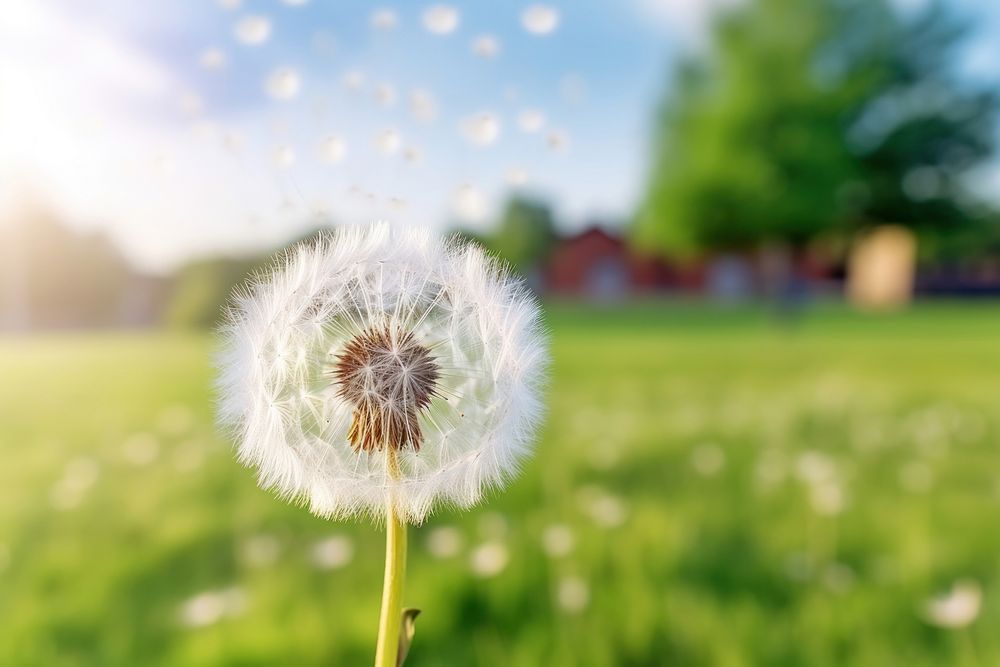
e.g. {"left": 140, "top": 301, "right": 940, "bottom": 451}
{"left": 374, "top": 460, "right": 407, "bottom": 667}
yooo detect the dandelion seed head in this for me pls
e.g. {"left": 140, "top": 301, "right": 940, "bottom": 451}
{"left": 924, "top": 580, "right": 981, "bottom": 628}
{"left": 217, "top": 224, "right": 547, "bottom": 523}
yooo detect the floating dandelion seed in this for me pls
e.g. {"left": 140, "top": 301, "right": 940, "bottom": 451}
{"left": 374, "top": 83, "right": 397, "bottom": 107}
{"left": 218, "top": 224, "right": 546, "bottom": 665}
{"left": 343, "top": 69, "right": 365, "bottom": 91}
{"left": 199, "top": 48, "right": 227, "bottom": 71}
{"left": 273, "top": 145, "right": 295, "bottom": 169}
{"left": 402, "top": 146, "right": 423, "bottom": 164}
{"left": 452, "top": 184, "right": 486, "bottom": 222}
{"left": 422, "top": 5, "right": 459, "bottom": 34}
{"left": 376, "top": 128, "right": 402, "bottom": 154}
{"left": 472, "top": 35, "right": 500, "bottom": 58}
{"left": 923, "top": 580, "right": 982, "bottom": 628}
{"left": 320, "top": 136, "right": 347, "bottom": 163}
{"left": 234, "top": 15, "right": 271, "bottom": 45}
{"left": 517, "top": 109, "right": 545, "bottom": 133}
{"left": 409, "top": 89, "right": 438, "bottom": 123}
{"left": 546, "top": 129, "right": 570, "bottom": 152}
{"left": 460, "top": 112, "right": 500, "bottom": 146}
{"left": 265, "top": 67, "right": 301, "bottom": 100}
{"left": 371, "top": 8, "right": 398, "bottom": 30}
{"left": 521, "top": 5, "right": 560, "bottom": 35}
{"left": 505, "top": 167, "right": 528, "bottom": 186}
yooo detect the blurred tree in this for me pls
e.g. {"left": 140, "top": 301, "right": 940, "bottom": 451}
{"left": 488, "top": 197, "right": 557, "bottom": 271}
{"left": 634, "top": 0, "right": 997, "bottom": 257}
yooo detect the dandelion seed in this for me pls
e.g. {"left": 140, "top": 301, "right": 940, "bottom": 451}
{"left": 371, "top": 9, "right": 398, "bottom": 30}
{"left": 422, "top": 5, "right": 459, "bottom": 35}
{"left": 426, "top": 526, "right": 462, "bottom": 558}
{"left": 517, "top": 109, "right": 545, "bottom": 133}
{"left": 470, "top": 541, "right": 509, "bottom": 577}
{"left": 521, "top": 5, "right": 559, "bottom": 35}
{"left": 311, "top": 536, "right": 355, "bottom": 570}
{"left": 265, "top": 68, "right": 301, "bottom": 101}
{"left": 505, "top": 167, "right": 528, "bottom": 186}
{"left": 460, "top": 112, "right": 500, "bottom": 146}
{"left": 234, "top": 15, "right": 271, "bottom": 45}
{"left": 924, "top": 580, "right": 981, "bottom": 628}
{"left": 546, "top": 129, "right": 569, "bottom": 152}
{"left": 319, "top": 136, "right": 347, "bottom": 163}
{"left": 199, "top": 48, "right": 227, "bottom": 71}
{"left": 409, "top": 89, "right": 438, "bottom": 123}
{"left": 402, "top": 146, "right": 422, "bottom": 164}
{"left": 342, "top": 69, "right": 365, "bottom": 91}
{"left": 374, "top": 83, "right": 397, "bottom": 107}
{"left": 273, "top": 145, "right": 295, "bottom": 169}
{"left": 556, "top": 576, "right": 589, "bottom": 613}
{"left": 472, "top": 35, "right": 500, "bottom": 58}
{"left": 541, "top": 523, "right": 574, "bottom": 558}
{"left": 452, "top": 184, "right": 486, "bottom": 222}
{"left": 375, "top": 129, "right": 401, "bottom": 154}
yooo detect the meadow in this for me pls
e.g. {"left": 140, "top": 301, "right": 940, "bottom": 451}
{"left": 2, "top": 303, "right": 1000, "bottom": 666}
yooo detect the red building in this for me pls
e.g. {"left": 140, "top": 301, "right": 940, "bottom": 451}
{"left": 542, "top": 227, "right": 699, "bottom": 297}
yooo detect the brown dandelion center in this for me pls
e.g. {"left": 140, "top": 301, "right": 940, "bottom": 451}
{"left": 333, "top": 327, "right": 439, "bottom": 453}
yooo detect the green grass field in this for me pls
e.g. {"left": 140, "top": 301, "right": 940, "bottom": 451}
{"left": 3, "top": 303, "right": 1000, "bottom": 666}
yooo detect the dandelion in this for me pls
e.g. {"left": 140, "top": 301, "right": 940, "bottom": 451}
{"left": 218, "top": 223, "right": 547, "bottom": 666}
{"left": 471, "top": 35, "right": 500, "bottom": 58}
{"left": 265, "top": 67, "right": 301, "bottom": 101}
{"left": 923, "top": 580, "right": 982, "bottom": 628}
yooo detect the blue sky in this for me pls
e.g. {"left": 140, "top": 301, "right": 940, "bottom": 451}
{"left": 1, "top": 0, "right": 998, "bottom": 271}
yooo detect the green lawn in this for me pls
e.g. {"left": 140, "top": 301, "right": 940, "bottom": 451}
{"left": 2, "top": 303, "right": 1000, "bottom": 666}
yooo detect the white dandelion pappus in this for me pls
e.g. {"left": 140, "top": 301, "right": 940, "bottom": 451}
{"left": 218, "top": 224, "right": 547, "bottom": 524}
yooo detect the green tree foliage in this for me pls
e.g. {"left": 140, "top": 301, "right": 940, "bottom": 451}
{"left": 488, "top": 197, "right": 557, "bottom": 271}
{"left": 634, "top": 0, "right": 996, "bottom": 256}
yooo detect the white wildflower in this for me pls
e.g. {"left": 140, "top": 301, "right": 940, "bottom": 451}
{"left": 311, "top": 536, "right": 355, "bottom": 570}
{"left": 556, "top": 576, "right": 589, "bottom": 613}
{"left": 218, "top": 224, "right": 547, "bottom": 523}
{"left": 923, "top": 580, "right": 981, "bottom": 628}
{"left": 426, "top": 525, "right": 463, "bottom": 558}
{"left": 470, "top": 541, "right": 509, "bottom": 577}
